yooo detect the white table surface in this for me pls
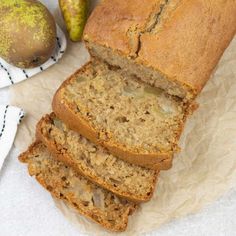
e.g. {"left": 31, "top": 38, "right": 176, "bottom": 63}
{"left": 1, "top": 1, "right": 236, "bottom": 235}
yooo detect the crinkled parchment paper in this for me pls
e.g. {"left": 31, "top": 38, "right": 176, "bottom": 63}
{"left": 10, "top": 15, "right": 236, "bottom": 234}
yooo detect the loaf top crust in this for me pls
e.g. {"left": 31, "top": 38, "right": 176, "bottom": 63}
{"left": 84, "top": 0, "right": 236, "bottom": 97}
{"left": 84, "top": 0, "right": 162, "bottom": 56}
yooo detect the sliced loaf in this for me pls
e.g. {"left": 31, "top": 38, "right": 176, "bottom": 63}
{"left": 53, "top": 61, "right": 190, "bottom": 170}
{"left": 36, "top": 113, "right": 158, "bottom": 202}
{"left": 19, "top": 142, "right": 136, "bottom": 232}
{"left": 84, "top": 0, "right": 236, "bottom": 100}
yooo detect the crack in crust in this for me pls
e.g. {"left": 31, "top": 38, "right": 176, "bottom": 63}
{"left": 128, "top": 0, "right": 171, "bottom": 58}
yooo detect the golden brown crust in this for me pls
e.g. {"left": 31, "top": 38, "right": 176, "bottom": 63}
{"left": 139, "top": 0, "right": 236, "bottom": 96}
{"left": 19, "top": 142, "right": 136, "bottom": 232}
{"left": 84, "top": 0, "right": 162, "bottom": 56}
{"left": 18, "top": 141, "right": 42, "bottom": 163}
{"left": 84, "top": 0, "right": 236, "bottom": 98}
{"left": 52, "top": 70, "right": 174, "bottom": 170}
{"left": 36, "top": 113, "right": 159, "bottom": 202}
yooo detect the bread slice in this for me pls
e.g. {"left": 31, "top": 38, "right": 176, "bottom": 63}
{"left": 19, "top": 142, "right": 136, "bottom": 232}
{"left": 36, "top": 113, "right": 158, "bottom": 202}
{"left": 84, "top": 0, "right": 236, "bottom": 100}
{"left": 53, "top": 61, "right": 190, "bottom": 170}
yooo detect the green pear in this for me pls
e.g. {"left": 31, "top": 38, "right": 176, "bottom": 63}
{"left": 59, "top": 0, "right": 88, "bottom": 42}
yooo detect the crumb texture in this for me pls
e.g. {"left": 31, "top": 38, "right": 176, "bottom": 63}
{"left": 19, "top": 142, "right": 136, "bottom": 232}
{"left": 39, "top": 114, "right": 158, "bottom": 201}
{"left": 62, "top": 62, "right": 185, "bottom": 153}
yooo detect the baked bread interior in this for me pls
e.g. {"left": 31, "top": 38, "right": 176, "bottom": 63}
{"left": 19, "top": 142, "right": 136, "bottom": 232}
{"left": 36, "top": 113, "right": 158, "bottom": 202}
{"left": 53, "top": 60, "right": 189, "bottom": 170}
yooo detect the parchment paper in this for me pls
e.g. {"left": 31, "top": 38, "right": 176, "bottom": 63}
{"left": 10, "top": 8, "right": 236, "bottom": 234}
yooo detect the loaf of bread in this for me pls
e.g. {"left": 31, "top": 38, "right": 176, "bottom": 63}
{"left": 84, "top": 0, "right": 236, "bottom": 100}
{"left": 17, "top": 1, "right": 236, "bottom": 233}
{"left": 36, "top": 113, "right": 158, "bottom": 202}
{"left": 53, "top": 60, "right": 190, "bottom": 170}
{"left": 19, "top": 142, "right": 136, "bottom": 232}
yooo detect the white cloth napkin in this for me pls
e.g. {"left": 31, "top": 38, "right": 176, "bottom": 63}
{"left": 0, "top": 105, "right": 24, "bottom": 170}
{"left": 0, "top": 25, "right": 67, "bottom": 89}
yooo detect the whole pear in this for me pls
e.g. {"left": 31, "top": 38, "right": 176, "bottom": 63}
{"left": 59, "top": 0, "right": 88, "bottom": 42}
{"left": 0, "top": 0, "right": 56, "bottom": 68}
